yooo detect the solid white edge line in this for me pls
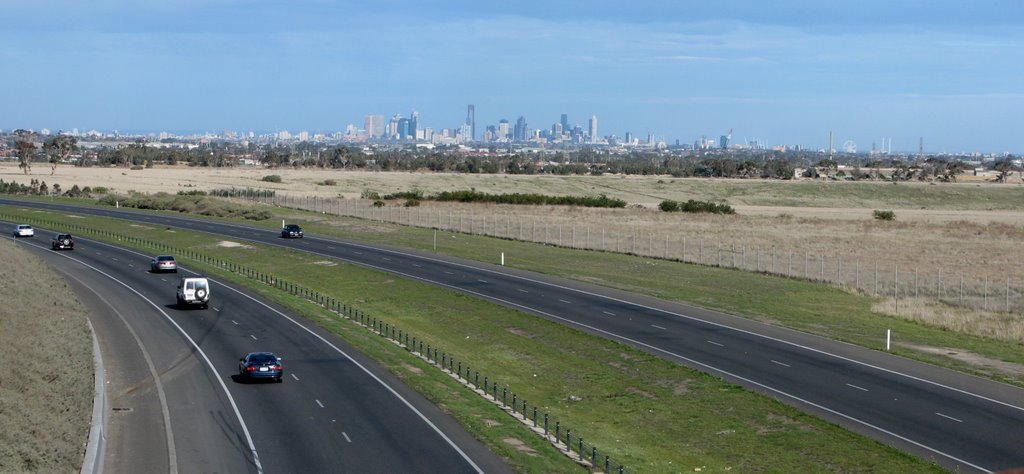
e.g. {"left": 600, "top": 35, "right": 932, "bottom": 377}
{"left": 81, "top": 318, "right": 105, "bottom": 474}
{"left": 39, "top": 240, "right": 265, "bottom": 474}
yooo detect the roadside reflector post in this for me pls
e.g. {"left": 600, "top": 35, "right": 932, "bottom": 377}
{"left": 501, "top": 252, "right": 505, "bottom": 266}
{"left": 886, "top": 329, "right": 891, "bottom": 351}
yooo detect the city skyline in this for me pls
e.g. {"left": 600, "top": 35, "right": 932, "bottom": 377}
{"left": 2, "top": 1, "right": 1023, "bottom": 153}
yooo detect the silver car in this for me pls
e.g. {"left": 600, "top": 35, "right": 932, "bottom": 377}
{"left": 150, "top": 255, "right": 178, "bottom": 273}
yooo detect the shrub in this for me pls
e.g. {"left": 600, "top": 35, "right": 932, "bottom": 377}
{"left": 92, "top": 186, "right": 108, "bottom": 194}
{"left": 177, "top": 190, "right": 208, "bottom": 196}
{"left": 262, "top": 175, "right": 282, "bottom": 183}
{"left": 659, "top": 200, "right": 679, "bottom": 212}
{"left": 404, "top": 199, "right": 421, "bottom": 207}
{"left": 372, "top": 200, "right": 385, "bottom": 207}
{"left": 130, "top": 165, "right": 144, "bottom": 170}
{"left": 873, "top": 210, "right": 896, "bottom": 221}
{"left": 319, "top": 179, "right": 337, "bottom": 186}
{"left": 658, "top": 199, "right": 735, "bottom": 215}
{"left": 361, "top": 189, "right": 381, "bottom": 200}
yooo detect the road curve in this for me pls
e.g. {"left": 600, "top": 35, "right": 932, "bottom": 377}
{"left": 7, "top": 219, "right": 508, "bottom": 473}
{"left": 4, "top": 198, "right": 1024, "bottom": 472}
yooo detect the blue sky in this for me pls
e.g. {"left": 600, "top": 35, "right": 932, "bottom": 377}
{"left": 3, "top": 0, "right": 1022, "bottom": 153}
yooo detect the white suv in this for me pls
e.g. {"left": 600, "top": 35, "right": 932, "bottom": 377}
{"left": 176, "top": 277, "right": 210, "bottom": 309}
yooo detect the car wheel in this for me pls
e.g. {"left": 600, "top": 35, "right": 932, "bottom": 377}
{"left": 276, "top": 377, "right": 283, "bottom": 383}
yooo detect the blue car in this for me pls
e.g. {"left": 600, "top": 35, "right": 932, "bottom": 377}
{"left": 238, "top": 352, "right": 283, "bottom": 383}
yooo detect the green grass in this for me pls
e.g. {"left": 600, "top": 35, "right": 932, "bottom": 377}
{"left": 0, "top": 238, "right": 93, "bottom": 472}
{"left": 0, "top": 202, "right": 948, "bottom": 472}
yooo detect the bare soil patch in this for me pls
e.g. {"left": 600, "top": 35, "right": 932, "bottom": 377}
{"left": 502, "top": 437, "right": 539, "bottom": 456}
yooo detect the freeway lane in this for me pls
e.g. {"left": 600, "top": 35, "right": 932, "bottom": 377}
{"left": 4, "top": 199, "right": 1024, "bottom": 472}
{"left": 7, "top": 223, "right": 507, "bottom": 473}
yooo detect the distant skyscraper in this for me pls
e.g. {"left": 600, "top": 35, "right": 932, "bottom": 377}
{"left": 560, "top": 114, "right": 569, "bottom": 131}
{"left": 364, "top": 115, "right": 384, "bottom": 138}
{"left": 719, "top": 135, "right": 730, "bottom": 149}
{"left": 588, "top": 115, "right": 598, "bottom": 143}
{"left": 397, "top": 118, "right": 410, "bottom": 140}
{"left": 410, "top": 111, "right": 419, "bottom": 141}
{"left": 466, "top": 104, "right": 476, "bottom": 142}
{"left": 497, "top": 119, "right": 510, "bottom": 141}
{"left": 514, "top": 116, "right": 528, "bottom": 142}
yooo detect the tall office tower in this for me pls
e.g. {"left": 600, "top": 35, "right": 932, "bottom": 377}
{"left": 588, "top": 115, "right": 598, "bottom": 143}
{"left": 466, "top": 104, "right": 476, "bottom": 142}
{"left": 389, "top": 114, "right": 402, "bottom": 139}
{"left": 514, "top": 116, "right": 528, "bottom": 142}
{"left": 719, "top": 135, "right": 729, "bottom": 149}
{"left": 497, "top": 119, "right": 510, "bottom": 140}
{"left": 625, "top": 132, "right": 633, "bottom": 144}
{"left": 397, "top": 118, "right": 411, "bottom": 140}
{"left": 364, "top": 115, "right": 377, "bottom": 138}
{"left": 410, "top": 111, "right": 419, "bottom": 141}
{"left": 560, "top": 114, "right": 569, "bottom": 131}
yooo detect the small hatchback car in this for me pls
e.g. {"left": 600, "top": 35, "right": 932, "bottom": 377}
{"left": 238, "top": 352, "right": 283, "bottom": 383}
{"left": 51, "top": 233, "right": 74, "bottom": 250}
{"left": 150, "top": 255, "right": 178, "bottom": 273}
{"left": 176, "top": 276, "right": 210, "bottom": 309}
{"left": 12, "top": 224, "right": 34, "bottom": 238}
{"left": 281, "top": 224, "right": 303, "bottom": 238}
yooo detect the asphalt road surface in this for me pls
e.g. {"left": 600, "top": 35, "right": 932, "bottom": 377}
{"left": 7, "top": 220, "right": 508, "bottom": 473}
{"left": 4, "top": 198, "right": 1024, "bottom": 473}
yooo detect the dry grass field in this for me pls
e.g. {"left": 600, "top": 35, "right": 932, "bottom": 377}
{"left": 0, "top": 237, "right": 93, "bottom": 472}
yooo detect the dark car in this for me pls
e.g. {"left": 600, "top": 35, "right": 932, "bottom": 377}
{"left": 150, "top": 255, "right": 178, "bottom": 273}
{"left": 51, "top": 233, "right": 74, "bottom": 250}
{"left": 238, "top": 352, "right": 283, "bottom": 383}
{"left": 281, "top": 224, "right": 303, "bottom": 238}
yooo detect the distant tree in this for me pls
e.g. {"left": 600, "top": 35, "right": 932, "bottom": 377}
{"left": 15, "top": 139, "right": 36, "bottom": 175}
{"left": 43, "top": 135, "right": 78, "bottom": 176}
{"left": 992, "top": 159, "right": 1018, "bottom": 183}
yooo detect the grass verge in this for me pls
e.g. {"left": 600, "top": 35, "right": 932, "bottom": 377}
{"left": 0, "top": 203, "right": 944, "bottom": 471}
{"left": 0, "top": 237, "right": 93, "bottom": 472}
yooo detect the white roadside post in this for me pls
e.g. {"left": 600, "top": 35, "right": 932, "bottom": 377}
{"left": 501, "top": 252, "right": 505, "bottom": 266}
{"left": 886, "top": 329, "right": 891, "bottom": 351}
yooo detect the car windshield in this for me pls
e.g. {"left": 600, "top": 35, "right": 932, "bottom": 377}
{"left": 158, "top": 256, "right": 175, "bottom": 262}
{"left": 194, "top": 280, "right": 208, "bottom": 291}
{"left": 286, "top": 225, "right": 300, "bottom": 230}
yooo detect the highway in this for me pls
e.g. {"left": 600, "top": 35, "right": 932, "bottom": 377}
{"left": 7, "top": 219, "right": 507, "bottom": 473}
{"left": 4, "top": 198, "right": 1024, "bottom": 472}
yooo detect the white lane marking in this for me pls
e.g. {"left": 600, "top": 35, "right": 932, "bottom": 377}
{"left": 353, "top": 251, "right": 363, "bottom": 255}
{"left": 250, "top": 335, "right": 257, "bottom": 341}
{"left": 315, "top": 399, "right": 324, "bottom": 408}
{"left": 328, "top": 246, "right": 336, "bottom": 250}
{"left": 342, "top": 432, "right": 352, "bottom": 443}
{"left": 213, "top": 308, "right": 220, "bottom": 312}
{"left": 518, "top": 289, "right": 529, "bottom": 293}
{"left": 771, "top": 360, "right": 790, "bottom": 367}
{"left": 112, "top": 257, "right": 119, "bottom": 261}
{"left": 231, "top": 320, "right": 238, "bottom": 325}
{"left": 444, "top": 271, "right": 453, "bottom": 275}
{"left": 558, "top": 299, "right": 571, "bottom": 304}
{"left": 412, "top": 264, "right": 422, "bottom": 268}
{"left": 43, "top": 249, "right": 264, "bottom": 473}
{"left": 936, "top": 412, "right": 963, "bottom": 423}
{"left": 651, "top": 325, "right": 666, "bottom": 330}
{"left": 128, "top": 263, "right": 134, "bottom": 267}
{"left": 291, "top": 374, "right": 299, "bottom": 381}
{"left": 706, "top": 340, "right": 724, "bottom": 347}
{"left": 383, "top": 257, "right": 391, "bottom": 261}
{"left": 847, "top": 384, "right": 869, "bottom": 392}
{"left": 602, "top": 311, "right": 616, "bottom": 316}
{"left": 477, "top": 279, "right": 488, "bottom": 283}
{"left": 161, "top": 278, "right": 167, "bottom": 282}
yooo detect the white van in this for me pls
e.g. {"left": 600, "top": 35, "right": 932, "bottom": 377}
{"left": 176, "top": 277, "right": 210, "bottom": 309}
